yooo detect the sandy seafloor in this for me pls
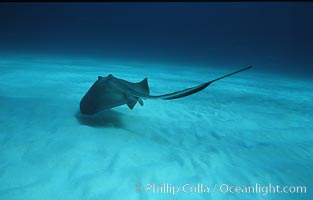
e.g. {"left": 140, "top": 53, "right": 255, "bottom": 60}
{"left": 0, "top": 54, "right": 312, "bottom": 200}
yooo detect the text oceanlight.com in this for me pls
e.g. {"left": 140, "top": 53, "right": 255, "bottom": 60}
{"left": 135, "top": 183, "right": 307, "bottom": 196}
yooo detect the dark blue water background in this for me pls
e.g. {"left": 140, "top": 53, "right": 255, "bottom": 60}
{"left": 0, "top": 2, "right": 312, "bottom": 78}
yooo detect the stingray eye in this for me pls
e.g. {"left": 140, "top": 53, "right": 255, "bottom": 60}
{"left": 98, "top": 76, "right": 102, "bottom": 81}
{"left": 108, "top": 74, "right": 113, "bottom": 78}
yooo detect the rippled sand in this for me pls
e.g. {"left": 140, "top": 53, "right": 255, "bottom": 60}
{"left": 0, "top": 55, "right": 312, "bottom": 200}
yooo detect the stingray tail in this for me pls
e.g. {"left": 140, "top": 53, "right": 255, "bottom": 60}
{"left": 150, "top": 66, "right": 252, "bottom": 100}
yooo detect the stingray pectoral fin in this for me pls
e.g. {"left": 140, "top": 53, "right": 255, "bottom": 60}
{"left": 135, "top": 78, "right": 150, "bottom": 95}
{"left": 126, "top": 98, "right": 137, "bottom": 109}
{"left": 125, "top": 94, "right": 138, "bottom": 110}
{"left": 138, "top": 98, "right": 144, "bottom": 106}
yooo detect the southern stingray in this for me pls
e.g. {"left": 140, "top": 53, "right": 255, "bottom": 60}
{"left": 80, "top": 66, "right": 252, "bottom": 115}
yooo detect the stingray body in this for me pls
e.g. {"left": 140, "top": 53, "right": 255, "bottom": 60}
{"left": 80, "top": 66, "right": 252, "bottom": 115}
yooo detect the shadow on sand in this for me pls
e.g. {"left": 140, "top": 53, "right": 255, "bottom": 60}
{"left": 75, "top": 110, "right": 125, "bottom": 128}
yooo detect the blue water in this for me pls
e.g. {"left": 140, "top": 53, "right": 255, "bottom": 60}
{"left": 0, "top": 3, "right": 312, "bottom": 200}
